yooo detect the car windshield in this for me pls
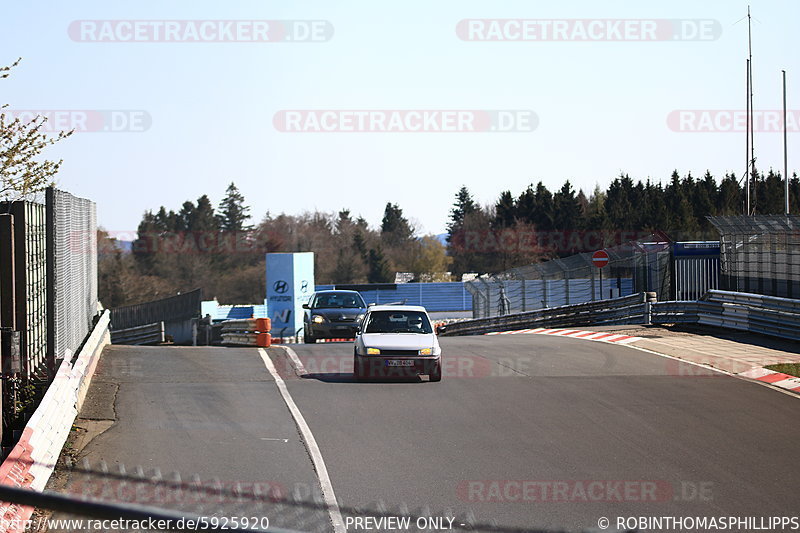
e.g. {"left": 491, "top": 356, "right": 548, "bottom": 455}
{"left": 312, "top": 292, "right": 365, "bottom": 309}
{"left": 364, "top": 310, "right": 433, "bottom": 334}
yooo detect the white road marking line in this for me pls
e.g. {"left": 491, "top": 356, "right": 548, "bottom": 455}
{"left": 259, "top": 438, "right": 290, "bottom": 442}
{"left": 740, "top": 367, "right": 775, "bottom": 379}
{"left": 258, "top": 348, "right": 345, "bottom": 533}
{"left": 613, "top": 336, "right": 642, "bottom": 345}
{"left": 619, "top": 343, "right": 800, "bottom": 400}
{"left": 275, "top": 344, "right": 308, "bottom": 376}
{"left": 772, "top": 378, "right": 800, "bottom": 389}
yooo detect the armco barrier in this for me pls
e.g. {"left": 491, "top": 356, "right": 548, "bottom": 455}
{"left": 220, "top": 318, "right": 271, "bottom": 347}
{"left": 652, "top": 291, "right": 800, "bottom": 342}
{"left": 110, "top": 322, "right": 165, "bottom": 345}
{"left": 441, "top": 287, "right": 800, "bottom": 343}
{"left": 439, "top": 293, "right": 655, "bottom": 336}
{"left": 0, "top": 310, "right": 110, "bottom": 532}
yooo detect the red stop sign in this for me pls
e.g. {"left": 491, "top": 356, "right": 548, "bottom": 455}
{"left": 592, "top": 250, "right": 609, "bottom": 268}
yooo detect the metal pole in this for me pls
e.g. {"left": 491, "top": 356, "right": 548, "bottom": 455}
{"left": 748, "top": 6, "right": 757, "bottom": 214}
{"left": 746, "top": 59, "right": 751, "bottom": 215}
{"left": 784, "top": 70, "right": 790, "bottom": 215}
{"left": 45, "top": 187, "right": 56, "bottom": 378}
{"left": 599, "top": 267, "right": 603, "bottom": 300}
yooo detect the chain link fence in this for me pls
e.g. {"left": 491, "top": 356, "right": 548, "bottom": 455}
{"left": 708, "top": 215, "right": 800, "bottom": 299}
{"left": 0, "top": 188, "right": 98, "bottom": 455}
{"left": 47, "top": 188, "right": 98, "bottom": 365}
{"left": 466, "top": 242, "right": 671, "bottom": 319}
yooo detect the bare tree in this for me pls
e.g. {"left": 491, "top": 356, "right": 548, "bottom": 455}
{"left": 1, "top": 58, "right": 72, "bottom": 201}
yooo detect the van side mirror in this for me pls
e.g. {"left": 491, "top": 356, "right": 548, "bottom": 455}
{"left": 302, "top": 303, "right": 310, "bottom": 309}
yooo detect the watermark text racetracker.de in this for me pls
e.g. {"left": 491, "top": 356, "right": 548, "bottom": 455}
{"left": 457, "top": 19, "right": 721, "bottom": 41}
{"left": 273, "top": 110, "right": 537, "bottom": 133}
{"left": 2, "top": 110, "right": 151, "bottom": 133}
{"left": 668, "top": 109, "right": 800, "bottom": 133}
{"left": 69, "top": 20, "right": 333, "bottom": 43}
{"left": 458, "top": 480, "right": 714, "bottom": 503}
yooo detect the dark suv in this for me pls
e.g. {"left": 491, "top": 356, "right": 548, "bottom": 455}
{"left": 302, "top": 290, "right": 368, "bottom": 343}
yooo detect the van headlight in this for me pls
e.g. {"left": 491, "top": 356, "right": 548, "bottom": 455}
{"left": 312, "top": 315, "right": 326, "bottom": 324}
{"left": 366, "top": 348, "right": 381, "bottom": 355}
{"left": 418, "top": 348, "right": 433, "bottom": 356}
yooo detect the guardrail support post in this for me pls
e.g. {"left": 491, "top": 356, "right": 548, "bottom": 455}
{"left": 643, "top": 301, "right": 652, "bottom": 325}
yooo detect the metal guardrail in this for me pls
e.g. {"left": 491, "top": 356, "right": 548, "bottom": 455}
{"left": 220, "top": 318, "right": 272, "bottom": 347}
{"left": 439, "top": 292, "right": 656, "bottom": 336}
{"left": 111, "top": 322, "right": 165, "bottom": 345}
{"left": 440, "top": 288, "right": 800, "bottom": 343}
{"left": 652, "top": 292, "right": 800, "bottom": 342}
{"left": 110, "top": 289, "right": 202, "bottom": 330}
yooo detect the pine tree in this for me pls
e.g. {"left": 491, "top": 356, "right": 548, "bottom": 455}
{"left": 367, "top": 247, "right": 392, "bottom": 283}
{"left": 446, "top": 186, "right": 478, "bottom": 241}
{"left": 553, "top": 181, "right": 582, "bottom": 229}
{"left": 217, "top": 182, "right": 252, "bottom": 232}
{"left": 190, "top": 195, "right": 218, "bottom": 232}
{"left": 718, "top": 173, "right": 742, "bottom": 215}
{"left": 381, "top": 203, "right": 414, "bottom": 246}
{"left": 604, "top": 175, "right": 636, "bottom": 230}
{"left": 493, "top": 190, "right": 516, "bottom": 228}
{"left": 665, "top": 171, "right": 699, "bottom": 237}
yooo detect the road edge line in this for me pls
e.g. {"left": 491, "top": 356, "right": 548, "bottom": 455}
{"left": 274, "top": 345, "right": 308, "bottom": 376}
{"left": 620, "top": 343, "right": 800, "bottom": 400}
{"left": 258, "top": 348, "right": 345, "bottom": 533}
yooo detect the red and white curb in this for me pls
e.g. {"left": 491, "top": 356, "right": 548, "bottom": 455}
{"left": 0, "top": 312, "right": 110, "bottom": 533}
{"left": 738, "top": 367, "right": 800, "bottom": 393}
{"left": 271, "top": 338, "right": 354, "bottom": 345}
{"left": 485, "top": 328, "right": 642, "bottom": 345}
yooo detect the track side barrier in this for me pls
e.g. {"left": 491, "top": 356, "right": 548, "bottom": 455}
{"left": 439, "top": 293, "right": 655, "bottom": 336}
{"left": 0, "top": 310, "right": 111, "bottom": 533}
{"left": 110, "top": 322, "right": 165, "bottom": 345}
{"left": 652, "top": 291, "right": 800, "bottom": 342}
{"left": 220, "top": 318, "right": 271, "bottom": 347}
{"left": 440, "top": 287, "right": 800, "bottom": 343}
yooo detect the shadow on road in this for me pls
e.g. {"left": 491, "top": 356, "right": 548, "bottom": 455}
{"left": 300, "top": 372, "right": 424, "bottom": 384}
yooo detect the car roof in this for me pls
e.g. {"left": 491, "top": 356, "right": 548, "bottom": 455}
{"left": 314, "top": 290, "right": 361, "bottom": 295}
{"left": 368, "top": 305, "right": 428, "bottom": 313}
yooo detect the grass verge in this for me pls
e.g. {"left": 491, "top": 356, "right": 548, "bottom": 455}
{"left": 765, "top": 363, "right": 800, "bottom": 378}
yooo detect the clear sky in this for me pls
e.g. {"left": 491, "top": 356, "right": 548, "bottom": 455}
{"left": 2, "top": 0, "right": 798, "bottom": 235}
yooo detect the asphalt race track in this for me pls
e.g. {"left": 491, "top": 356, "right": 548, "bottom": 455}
{"left": 71, "top": 335, "right": 800, "bottom": 532}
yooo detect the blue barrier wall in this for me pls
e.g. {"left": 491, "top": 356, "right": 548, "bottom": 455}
{"left": 201, "top": 301, "right": 268, "bottom": 322}
{"left": 314, "top": 282, "right": 472, "bottom": 312}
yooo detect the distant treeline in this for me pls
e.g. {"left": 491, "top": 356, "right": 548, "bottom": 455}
{"left": 445, "top": 169, "right": 800, "bottom": 274}
{"left": 98, "top": 169, "right": 799, "bottom": 307}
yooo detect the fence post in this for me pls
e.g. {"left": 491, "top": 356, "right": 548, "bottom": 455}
{"left": 45, "top": 188, "right": 56, "bottom": 379}
{"left": 0, "top": 215, "right": 15, "bottom": 332}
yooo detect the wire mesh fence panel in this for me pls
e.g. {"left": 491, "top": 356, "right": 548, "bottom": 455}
{"left": 47, "top": 188, "right": 98, "bottom": 364}
{"left": 466, "top": 242, "right": 671, "bottom": 318}
{"left": 1, "top": 201, "right": 49, "bottom": 377}
{"left": 709, "top": 215, "right": 800, "bottom": 299}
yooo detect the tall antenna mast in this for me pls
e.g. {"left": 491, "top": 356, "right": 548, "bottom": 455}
{"left": 748, "top": 6, "right": 756, "bottom": 214}
{"left": 784, "top": 70, "right": 789, "bottom": 215}
{"left": 746, "top": 58, "right": 751, "bottom": 215}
